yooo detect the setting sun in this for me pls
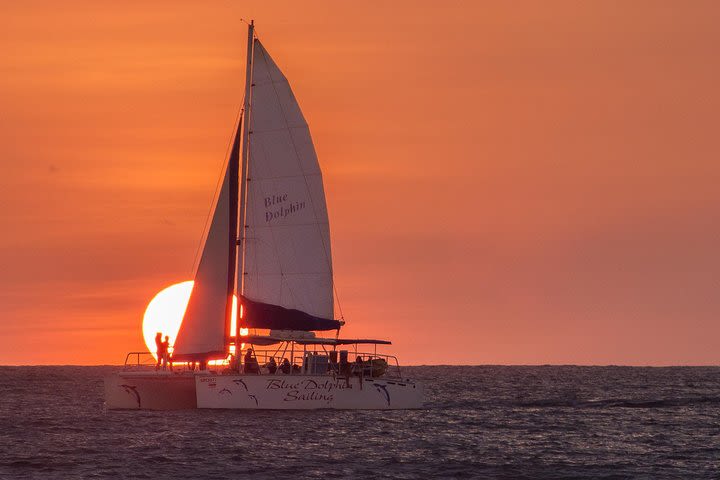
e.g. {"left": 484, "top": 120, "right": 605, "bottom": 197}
{"left": 142, "top": 281, "right": 238, "bottom": 359}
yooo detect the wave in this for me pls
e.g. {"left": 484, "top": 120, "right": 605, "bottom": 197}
{"left": 428, "top": 395, "right": 720, "bottom": 410}
{"left": 517, "top": 396, "right": 720, "bottom": 409}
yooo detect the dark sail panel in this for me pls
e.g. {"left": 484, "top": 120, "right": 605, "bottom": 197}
{"left": 241, "top": 295, "right": 342, "bottom": 331}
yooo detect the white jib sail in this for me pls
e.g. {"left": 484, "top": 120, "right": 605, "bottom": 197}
{"left": 173, "top": 162, "right": 233, "bottom": 359}
{"left": 242, "top": 40, "right": 334, "bottom": 320}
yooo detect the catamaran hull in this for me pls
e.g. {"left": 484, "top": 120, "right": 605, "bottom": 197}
{"left": 104, "top": 372, "right": 197, "bottom": 410}
{"left": 196, "top": 375, "right": 423, "bottom": 410}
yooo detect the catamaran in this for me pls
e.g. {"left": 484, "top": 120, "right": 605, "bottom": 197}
{"left": 104, "top": 21, "right": 423, "bottom": 410}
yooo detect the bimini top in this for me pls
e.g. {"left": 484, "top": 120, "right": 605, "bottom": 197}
{"left": 241, "top": 334, "right": 391, "bottom": 346}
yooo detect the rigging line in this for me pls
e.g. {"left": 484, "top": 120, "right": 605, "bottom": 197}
{"left": 191, "top": 101, "right": 245, "bottom": 276}
{"left": 256, "top": 43, "right": 345, "bottom": 321}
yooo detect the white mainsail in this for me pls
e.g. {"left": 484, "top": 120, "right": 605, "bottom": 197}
{"left": 241, "top": 40, "right": 334, "bottom": 321}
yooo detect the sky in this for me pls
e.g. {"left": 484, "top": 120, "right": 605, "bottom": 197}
{"left": 1, "top": 1, "right": 719, "bottom": 365}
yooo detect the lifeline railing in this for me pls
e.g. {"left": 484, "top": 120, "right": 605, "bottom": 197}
{"left": 123, "top": 351, "right": 158, "bottom": 368}
{"left": 236, "top": 348, "right": 404, "bottom": 380}
{"left": 122, "top": 347, "right": 406, "bottom": 379}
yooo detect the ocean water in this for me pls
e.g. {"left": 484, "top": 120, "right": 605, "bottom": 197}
{"left": 0, "top": 366, "right": 718, "bottom": 479}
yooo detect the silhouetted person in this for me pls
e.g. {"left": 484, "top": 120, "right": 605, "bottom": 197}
{"left": 267, "top": 357, "right": 277, "bottom": 374}
{"left": 161, "top": 335, "right": 170, "bottom": 370}
{"left": 339, "top": 350, "right": 351, "bottom": 385}
{"left": 155, "top": 332, "right": 163, "bottom": 370}
{"left": 228, "top": 354, "right": 239, "bottom": 372}
{"left": 280, "top": 358, "right": 291, "bottom": 374}
{"left": 354, "top": 356, "right": 364, "bottom": 376}
{"left": 354, "top": 356, "right": 366, "bottom": 389}
{"left": 244, "top": 348, "right": 259, "bottom": 374}
{"left": 328, "top": 350, "right": 338, "bottom": 373}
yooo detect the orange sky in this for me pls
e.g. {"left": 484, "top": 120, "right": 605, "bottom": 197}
{"left": 2, "top": 1, "right": 719, "bottom": 365}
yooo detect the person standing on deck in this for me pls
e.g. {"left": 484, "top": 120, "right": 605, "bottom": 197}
{"left": 280, "top": 358, "right": 291, "bottom": 374}
{"left": 267, "top": 357, "right": 277, "bottom": 374}
{"left": 154, "top": 332, "right": 163, "bottom": 370}
{"left": 161, "top": 335, "right": 170, "bottom": 370}
{"left": 244, "top": 348, "right": 259, "bottom": 374}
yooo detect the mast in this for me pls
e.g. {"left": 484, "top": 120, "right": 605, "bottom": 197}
{"left": 236, "top": 20, "right": 255, "bottom": 338}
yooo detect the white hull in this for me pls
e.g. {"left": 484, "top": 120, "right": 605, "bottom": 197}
{"left": 196, "top": 374, "right": 423, "bottom": 410}
{"left": 104, "top": 371, "right": 197, "bottom": 410}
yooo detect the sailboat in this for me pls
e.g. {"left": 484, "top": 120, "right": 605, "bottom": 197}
{"left": 104, "top": 21, "right": 423, "bottom": 410}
